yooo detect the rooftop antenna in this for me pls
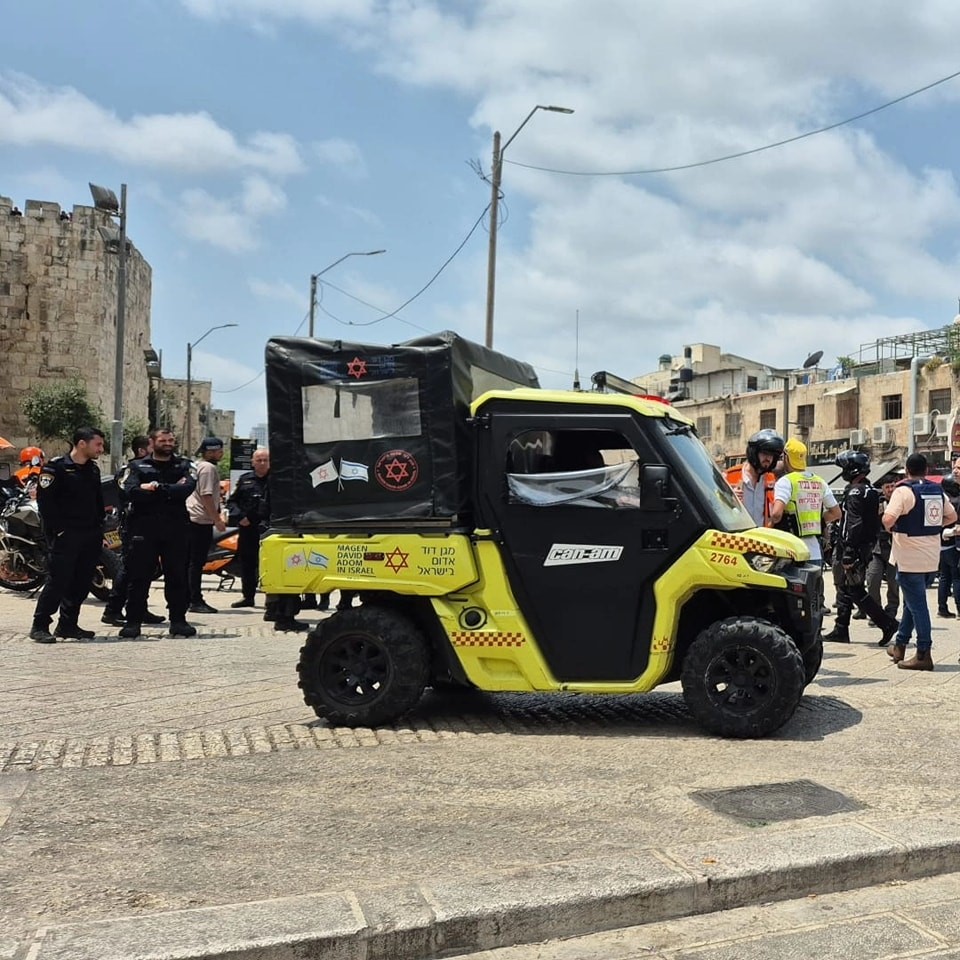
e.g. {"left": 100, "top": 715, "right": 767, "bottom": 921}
{"left": 573, "top": 309, "right": 581, "bottom": 391}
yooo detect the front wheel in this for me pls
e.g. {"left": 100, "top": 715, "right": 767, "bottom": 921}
{"left": 681, "top": 616, "right": 804, "bottom": 739}
{"left": 297, "top": 606, "right": 429, "bottom": 727}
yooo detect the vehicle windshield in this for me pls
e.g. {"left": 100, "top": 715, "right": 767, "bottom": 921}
{"left": 655, "top": 419, "right": 754, "bottom": 532}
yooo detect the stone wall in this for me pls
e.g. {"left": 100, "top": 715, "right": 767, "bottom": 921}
{"left": 0, "top": 194, "right": 152, "bottom": 456}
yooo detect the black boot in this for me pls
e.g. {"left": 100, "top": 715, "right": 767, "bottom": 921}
{"left": 823, "top": 625, "right": 850, "bottom": 643}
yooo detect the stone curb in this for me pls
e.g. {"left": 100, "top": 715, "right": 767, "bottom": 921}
{"left": 23, "top": 814, "right": 960, "bottom": 960}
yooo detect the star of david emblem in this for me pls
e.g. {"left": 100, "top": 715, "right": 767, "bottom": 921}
{"left": 346, "top": 356, "right": 368, "bottom": 379}
{"left": 384, "top": 458, "right": 409, "bottom": 482}
{"left": 374, "top": 449, "right": 419, "bottom": 492}
{"left": 384, "top": 546, "right": 410, "bottom": 573}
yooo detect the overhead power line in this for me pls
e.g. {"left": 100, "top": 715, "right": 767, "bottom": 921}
{"left": 507, "top": 67, "right": 960, "bottom": 177}
{"left": 213, "top": 205, "right": 490, "bottom": 392}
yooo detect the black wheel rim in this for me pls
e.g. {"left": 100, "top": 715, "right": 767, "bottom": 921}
{"left": 703, "top": 644, "right": 777, "bottom": 715}
{"left": 318, "top": 632, "right": 392, "bottom": 706}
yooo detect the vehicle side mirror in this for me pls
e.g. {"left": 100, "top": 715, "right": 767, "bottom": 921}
{"left": 640, "top": 463, "right": 671, "bottom": 511}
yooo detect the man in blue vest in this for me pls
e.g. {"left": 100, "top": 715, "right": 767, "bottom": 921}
{"left": 883, "top": 453, "right": 957, "bottom": 670}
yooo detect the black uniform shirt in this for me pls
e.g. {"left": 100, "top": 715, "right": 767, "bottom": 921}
{"left": 228, "top": 470, "right": 269, "bottom": 527}
{"left": 36, "top": 454, "right": 105, "bottom": 534}
{"left": 839, "top": 480, "right": 881, "bottom": 562}
{"left": 121, "top": 456, "right": 197, "bottom": 524}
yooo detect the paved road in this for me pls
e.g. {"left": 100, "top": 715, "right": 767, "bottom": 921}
{"left": 2, "top": 579, "right": 960, "bottom": 958}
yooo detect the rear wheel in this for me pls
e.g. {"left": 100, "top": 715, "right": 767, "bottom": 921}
{"left": 297, "top": 606, "right": 429, "bottom": 727}
{"left": 681, "top": 616, "right": 804, "bottom": 738}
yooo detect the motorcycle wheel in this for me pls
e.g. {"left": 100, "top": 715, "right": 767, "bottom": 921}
{"left": 0, "top": 554, "right": 43, "bottom": 592}
{"left": 90, "top": 548, "right": 120, "bottom": 601}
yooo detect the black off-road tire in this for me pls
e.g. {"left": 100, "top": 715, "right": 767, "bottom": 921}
{"left": 89, "top": 548, "right": 120, "bottom": 602}
{"left": 801, "top": 635, "right": 823, "bottom": 686}
{"left": 297, "top": 606, "right": 429, "bottom": 727}
{"left": 681, "top": 616, "right": 804, "bottom": 739}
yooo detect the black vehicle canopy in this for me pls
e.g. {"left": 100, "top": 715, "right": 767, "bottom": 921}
{"left": 265, "top": 331, "right": 539, "bottom": 529}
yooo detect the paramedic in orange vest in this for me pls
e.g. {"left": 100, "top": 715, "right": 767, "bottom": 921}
{"left": 725, "top": 429, "right": 784, "bottom": 527}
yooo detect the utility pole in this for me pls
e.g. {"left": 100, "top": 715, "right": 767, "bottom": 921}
{"left": 484, "top": 130, "right": 502, "bottom": 351}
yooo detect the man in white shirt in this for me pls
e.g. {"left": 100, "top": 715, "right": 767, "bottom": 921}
{"left": 883, "top": 453, "right": 957, "bottom": 671}
{"left": 186, "top": 437, "right": 226, "bottom": 614}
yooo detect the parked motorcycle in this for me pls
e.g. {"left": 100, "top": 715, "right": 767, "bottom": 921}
{"left": 203, "top": 527, "right": 242, "bottom": 589}
{"left": 0, "top": 488, "right": 120, "bottom": 597}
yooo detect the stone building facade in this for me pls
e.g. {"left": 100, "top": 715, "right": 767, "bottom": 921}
{"left": 646, "top": 339, "right": 959, "bottom": 472}
{"left": 159, "top": 378, "right": 234, "bottom": 453}
{"left": 0, "top": 195, "right": 152, "bottom": 454}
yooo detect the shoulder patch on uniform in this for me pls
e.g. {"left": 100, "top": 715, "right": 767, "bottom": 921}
{"left": 39, "top": 473, "right": 54, "bottom": 488}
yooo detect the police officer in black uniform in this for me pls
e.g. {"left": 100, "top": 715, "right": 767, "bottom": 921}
{"left": 30, "top": 426, "right": 106, "bottom": 644}
{"left": 119, "top": 427, "right": 197, "bottom": 639}
{"left": 823, "top": 450, "right": 900, "bottom": 645}
{"left": 226, "top": 447, "right": 270, "bottom": 607}
{"left": 101, "top": 435, "right": 166, "bottom": 627}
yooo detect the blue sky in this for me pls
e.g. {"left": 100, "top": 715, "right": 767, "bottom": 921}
{"left": 4, "top": 1, "right": 960, "bottom": 434}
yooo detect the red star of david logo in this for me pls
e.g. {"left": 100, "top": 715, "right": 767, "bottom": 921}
{"left": 346, "top": 356, "right": 368, "bottom": 379}
{"left": 383, "top": 458, "right": 409, "bottom": 482}
{"left": 384, "top": 546, "right": 410, "bottom": 573}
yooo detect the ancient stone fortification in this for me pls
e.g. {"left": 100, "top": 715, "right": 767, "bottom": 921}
{"left": 0, "top": 195, "right": 152, "bottom": 455}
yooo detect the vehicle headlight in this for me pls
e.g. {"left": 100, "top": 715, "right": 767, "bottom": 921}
{"left": 746, "top": 554, "right": 792, "bottom": 574}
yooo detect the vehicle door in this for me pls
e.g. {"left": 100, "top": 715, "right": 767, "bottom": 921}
{"left": 476, "top": 408, "right": 703, "bottom": 682}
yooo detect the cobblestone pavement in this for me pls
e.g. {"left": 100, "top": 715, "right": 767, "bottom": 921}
{"left": 3, "top": 579, "right": 960, "bottom": 953}
{"left": 2, "top": 581, "right": 960, "bottom": 773}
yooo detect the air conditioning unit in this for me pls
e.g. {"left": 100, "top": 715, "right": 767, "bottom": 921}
{"left": 935, "top": 414, "right": 952, "bottom": 438}
{"left": 912, "top": 412, "right": 931, "bottom": 435}
{"left": 873, "top": 423, "right": 892, "bottom": 445}
{"left": 849, "top": 428, "right": 867, "bottom": 447}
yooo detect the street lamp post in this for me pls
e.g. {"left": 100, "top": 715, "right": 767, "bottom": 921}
{"left": 308, "top": 249, "right": 386, "bottom": 337}
{"left": 484, "top": 104, "right": 574, "bottom": 349}
{"left": 89, "top": 182, "right": 127, "bottom": 472}
{"left": 186, "top": 324, "right": 238, "bottom": 455}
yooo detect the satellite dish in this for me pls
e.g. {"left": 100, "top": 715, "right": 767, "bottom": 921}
{"left": 803, "top": 350, "right": 824, "bottom": 369}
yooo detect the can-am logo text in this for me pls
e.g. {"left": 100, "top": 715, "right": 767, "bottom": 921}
{"left": 544, "top": 543, "right": 624, "bottom": 567}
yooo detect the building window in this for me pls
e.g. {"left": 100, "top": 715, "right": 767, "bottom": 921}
{"left": 724, "top": 413, "right": 742, "bottom": 438}
{"left": 836, "top": 396, "right": 857, "bottom": 430}
{"left": 882, "top": 394, "right": 902, "bottom": 421}
{"left": 696, "top": 417, "right": 712, "bottom": 439}
{"left": 746, "top": 375, "right": 758, "bottom": 391}
{"left": 797, "top": 404, "right": 815, "bottom": 428}
{"left": 929, "top": 388, "right": 952, "bottom": 416}
{"left": 759, "top": 408, "right": 777, "bottom": 430}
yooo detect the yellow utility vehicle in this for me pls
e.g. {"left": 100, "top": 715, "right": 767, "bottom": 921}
{"left": 260, "top": 333, "right": 821, "bottom": 738}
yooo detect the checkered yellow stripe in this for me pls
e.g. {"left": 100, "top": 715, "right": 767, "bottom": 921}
{"left": 709, "top": 532, "right": 778, "bottom": 556}
{"left": 451, "top": 631, "right": 525, "bottom": 648}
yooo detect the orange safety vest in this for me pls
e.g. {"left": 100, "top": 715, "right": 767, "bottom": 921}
{"left": 13, "top": 465, "right": 41, "bottom": 488}
{"left": 725, "top": 463, "right": 777, "bottom": 526}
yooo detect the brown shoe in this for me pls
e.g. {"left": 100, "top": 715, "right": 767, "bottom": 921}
{"left": 898, "top": 650, "right": 934, "bottom": 671}
{"left": 887, "top": 644, "right": 906, "bottom": 664}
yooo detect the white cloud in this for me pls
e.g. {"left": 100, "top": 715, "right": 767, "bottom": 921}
{"left": 176, "top": 177, "right": 288, "bottom": 252}
{"left": 0, "top": 73, "right": 303, "bottom": 175}
{"left": 313, "top": 138, "right": 367, "bottom": 177}
{"left": 175, "top": 1, "right": 960, "bottom": 379}
{"left": 248, "top": 278, "right": 306, "bottom": 309}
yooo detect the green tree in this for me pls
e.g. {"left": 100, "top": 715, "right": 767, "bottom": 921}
{"left": 122, "top": 417, "right": 150, "bottom": 455}
{"left": 218, "top": 448, "right": 232, "bottom": 480}
{"left": 22, "top": 379, "right": 104, "bottom": 446}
